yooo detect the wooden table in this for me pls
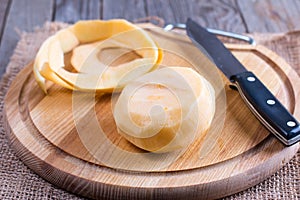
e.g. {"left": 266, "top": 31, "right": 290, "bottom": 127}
{"left": 1, "top": 0, "right": 300, "bottom": 78}
{"left": 0, "top": 0, "right": 300, "bottom": 199}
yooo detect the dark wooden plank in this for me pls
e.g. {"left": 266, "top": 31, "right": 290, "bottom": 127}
{"left": 55, "top": 0, "right": 101, "bottom": 23}
{"left": 145, "top": 0, "right": 186, "bottom": 24}
{"left": 0, "top": 0, "right": 53, "bottom": 77}
{"left": 146, "top": 0, "right": 246, "bottom": 33}
{"left": 237, "top": 0, "right": 300, "bottom": 32}
{"left": 102, "top": 0, "right": 147, "bottom": 22}
{"left": 0, "top": 0, "right": 11, "bottom": 45}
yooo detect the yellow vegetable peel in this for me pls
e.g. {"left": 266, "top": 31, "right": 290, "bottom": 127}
{"left": 33, "top": 19, "right": 162, "bottom": 93}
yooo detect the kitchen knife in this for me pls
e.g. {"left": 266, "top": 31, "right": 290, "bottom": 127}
{"left": 186, "top": 18, "right": 300, "bottom": 146}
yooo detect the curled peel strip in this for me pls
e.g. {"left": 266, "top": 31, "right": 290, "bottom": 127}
{"left": 33, "top": 19, "right": 162, "bottom": 93}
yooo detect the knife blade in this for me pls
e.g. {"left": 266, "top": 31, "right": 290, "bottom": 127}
{"left": 186, "top": 18, "right": 300, "bottom": 146}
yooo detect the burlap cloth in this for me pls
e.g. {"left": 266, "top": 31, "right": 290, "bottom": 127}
{"left": 0, "top": 22, "right": 299, "bottom": 199}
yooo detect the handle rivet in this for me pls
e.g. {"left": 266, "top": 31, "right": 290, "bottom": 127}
{"left": 287, "top": 121, "right": 296, "bottom": 127}
{"left": 267, "top": 99, "right": 276, "bottom": 105}
{"left": 247, "top": 76, "right": 256, "bottom": 82}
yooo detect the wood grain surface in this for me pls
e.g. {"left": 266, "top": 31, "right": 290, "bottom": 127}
{"left": 0, "top": 0, "right": 53, "bottom": 77}
{"left": 55, "top": 0, "right": 101, "bottom": 23}
{"left": 4, "top": 25, "right": 300, "bottom": 199}
{"left": 103, "top": 0, "right": 147, "bottom": 21}
{"left": 237, "top": 0, "right": 300, "bottom": 32}
{"left": 0, "top": 0, "right": 10, "bottom": 45}
{"left": 1, "top": 1, "right": 300, "bottom": 199}
{"left": 1, "top": 0, "right": 300, "bottom": 78}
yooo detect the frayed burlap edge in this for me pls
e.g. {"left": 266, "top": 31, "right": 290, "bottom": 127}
{"left": 0, "top": 22, "right": 299, "bottom": 199}
{"left": 0, "top": 22, "right": 85, "bottom": 200}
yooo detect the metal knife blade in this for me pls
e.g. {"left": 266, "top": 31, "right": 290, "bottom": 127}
{"left": 186, "top": 18, "right": 300, "bottom": 146}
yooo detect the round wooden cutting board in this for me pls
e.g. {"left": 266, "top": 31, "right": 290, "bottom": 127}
{"left": 4, "top": 25, "right": 300, "bottom": 199}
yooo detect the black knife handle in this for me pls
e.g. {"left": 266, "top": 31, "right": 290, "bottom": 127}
{"left": 231, "top": 71, "right": 300, "bottom": 146}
